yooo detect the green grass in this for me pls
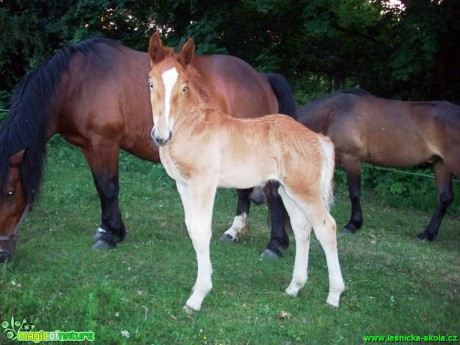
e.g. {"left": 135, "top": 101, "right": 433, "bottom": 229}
{"left": 1, "top": 143, "right": 459, "bottom": 345}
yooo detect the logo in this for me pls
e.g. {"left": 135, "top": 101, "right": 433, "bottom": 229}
{"left": 2, "top": 317, "right": 95, "bottom": 343}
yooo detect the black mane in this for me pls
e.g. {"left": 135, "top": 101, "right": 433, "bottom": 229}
{"left": 0, "top": 38, "right": 120, "bottom": 204}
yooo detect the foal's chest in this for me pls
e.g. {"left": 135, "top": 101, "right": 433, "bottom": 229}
{"left": 159, "top": 146, "right": 188, "bottom": 184}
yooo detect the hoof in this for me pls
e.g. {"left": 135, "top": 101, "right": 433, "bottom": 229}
{"left": 341, "top": 227, "right": 356, "bottom": 235}
{"left": 259, "top": 248, "right": 282, "bottom": 259}
{"left": 92, "top": 240, "right": 116, "bottom": 250}
{"left": 416, "top": 232, "right": 436, "bottom": 241}
{"left": 183, "top": 305, "right": 198, "bottom": 315}
{"left": 92, "top": 228, "right": 106, "bottom": 241}
{"left": 219, "top": 234, "right": 237, "bottom": 243}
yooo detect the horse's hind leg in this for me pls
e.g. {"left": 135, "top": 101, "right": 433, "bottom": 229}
{"left": 260, "top": 181, "right": 290, "bottom": 259}
{"left": 280, "top": 186, "right": 345, "bottom": 306}
{"left": 342, "top": 157, "right": 364, "bottom": 233}
{"left": 220, "top": 188, "right": 251, "bottom": 242}
{"left": 417, "top": 161, "right": 453, "bottom": 241}
{"left": 82, "top": 144, "right": 126, "bottom": 249}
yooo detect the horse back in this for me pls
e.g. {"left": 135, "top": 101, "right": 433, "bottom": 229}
{"left": 190, "top": 55, "right": 278, "bottom": 117}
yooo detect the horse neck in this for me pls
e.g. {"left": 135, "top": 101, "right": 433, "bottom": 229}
{"left": 174, "top": 88, "right": 209, "bottom": 126}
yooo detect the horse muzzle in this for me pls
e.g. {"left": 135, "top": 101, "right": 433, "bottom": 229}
{"left": 0, "top": 242, "right": 15, "bottom": 263}
{"left": 151, "top": 128, "right": 172, "bottom": 147}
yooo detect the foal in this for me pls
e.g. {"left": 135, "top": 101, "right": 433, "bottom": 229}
{"left": 147, "top": 34, "right": 345, "bottom": 312}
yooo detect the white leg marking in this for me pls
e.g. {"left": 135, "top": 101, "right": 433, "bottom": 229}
{"left": 223, "top": 213, "right": 249, "bottom": 241}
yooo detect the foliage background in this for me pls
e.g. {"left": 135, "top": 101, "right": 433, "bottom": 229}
{"left": 1, "top": 0, "right": 459, "bottom": 105}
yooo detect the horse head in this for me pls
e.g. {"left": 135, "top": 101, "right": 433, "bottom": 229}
{"left": 148, "top": 32, "right": 196, "bottom": 147}
{"left": 0, "top": 149, "right": 29, "bottom": 263}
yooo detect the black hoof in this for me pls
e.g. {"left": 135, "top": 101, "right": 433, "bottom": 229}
{"left": 92, "top": 240, "right": 117, "bottom": 250}
{"left": 416, "top": 232, "right": 436, "bottom": 241}
{"left": 259, "top": 248, "right": 282, "bottom": 259}
{"left": 341, "top": 227, "right": 356, "bottom": 235}
{"left": 220, "top": 234, "right": 237, "bottom": 243}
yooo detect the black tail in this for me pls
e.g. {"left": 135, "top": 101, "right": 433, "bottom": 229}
{"left": 266, "top": 73, "right": 297, "bottom": 119}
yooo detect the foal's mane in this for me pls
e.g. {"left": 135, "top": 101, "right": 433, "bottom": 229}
{"left": 0, "top": 38, "right": 121, "bottom": 204}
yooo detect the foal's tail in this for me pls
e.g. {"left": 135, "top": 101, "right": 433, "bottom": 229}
{"left": 318, "top": 135, "right": 335, "bottom": 211}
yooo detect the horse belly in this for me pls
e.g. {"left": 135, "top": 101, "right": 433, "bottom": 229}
{"left": 218, "top": 159, "right": 277, "bottom": 189}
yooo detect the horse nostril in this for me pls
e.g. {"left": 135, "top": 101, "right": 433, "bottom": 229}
{"left": 0, "top": 250, "right": 11, "bottom": 263}
{"left": 151, "top": 130, "right": 172, "bottom": 147}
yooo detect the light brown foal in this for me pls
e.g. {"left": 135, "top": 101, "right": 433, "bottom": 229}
{"left": 147, "top": 34, "right": 345, "bottom": 312}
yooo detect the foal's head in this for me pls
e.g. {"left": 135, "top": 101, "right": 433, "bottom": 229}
{"left": 148, "top": 33, "right": 195, "bottom": 147}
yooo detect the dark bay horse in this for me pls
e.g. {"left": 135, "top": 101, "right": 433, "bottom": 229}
{"left": 296, "top": 89, "right": 460, "bottom": 240}
{"left": 147, "top": 33, "right": 344, "bottom": 312}
{"left": 0, "top": 38, "right": 294, "bottom": 262}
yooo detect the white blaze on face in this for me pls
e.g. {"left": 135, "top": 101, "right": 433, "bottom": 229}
{"left": 161, "top": 67, "right": 179, "bottom": 128}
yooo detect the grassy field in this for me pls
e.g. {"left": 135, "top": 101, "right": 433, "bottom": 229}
{"left": 1, "top": 142, "right": 459, "bottom": 345}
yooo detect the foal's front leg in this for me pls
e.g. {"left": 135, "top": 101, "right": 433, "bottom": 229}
{"left": 179, "top": 179, "right": 217, "bottom": 313}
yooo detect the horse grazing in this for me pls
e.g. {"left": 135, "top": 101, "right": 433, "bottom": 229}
{"left": 297, "top": 89, "right": 460, "bottom": 240}
{"left": 147, "top": 33, "right": 345, "bottom": 312}
{"left": 0, "top": 38, "right": 295, "bottom": 262}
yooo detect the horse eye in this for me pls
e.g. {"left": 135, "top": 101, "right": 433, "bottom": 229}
{"left": 148, "top": 80, "right": 153, "bottom": 89}
{"left": 182, "top": 86, "right": 189, "bottom": 92}
{"left": 5, "top": 191, "right": 15, "bottom": 198}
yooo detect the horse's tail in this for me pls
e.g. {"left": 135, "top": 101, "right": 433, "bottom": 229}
{"left": 266, "top": 73, "right": 297, "bottom": 119}
{"left": 318, "top": 135, "right": 335, "bottom": 211}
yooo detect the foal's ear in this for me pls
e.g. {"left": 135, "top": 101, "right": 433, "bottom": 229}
{"left": 179, "top": 38, "right": 195, "bottom": 66}
{"left": 148, "top": 32, "right": 166, "bottom": 64}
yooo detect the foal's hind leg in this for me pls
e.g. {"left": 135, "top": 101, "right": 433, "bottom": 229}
{"left": 417, "top": 161, "right": 453, "bottom": 241}
{"left": 280, "top": 186, "right": 345, "bottom": 307}
{"left": 278, "top": 186, "right": 311, "bottom": 296}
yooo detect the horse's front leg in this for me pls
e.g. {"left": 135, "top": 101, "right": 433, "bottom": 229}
{"left": 181, "top": 179, "right": 217, "bottom": 313}
{"left": 220, "top": 188, "right": 251, "bottom": 242}
{"left": 81, "top": 143, "right": 126, "bottom": 249}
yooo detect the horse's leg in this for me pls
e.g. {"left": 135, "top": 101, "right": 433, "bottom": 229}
{"left": 220, "top": 188, "right": 251, "bottom": 242}
{"left": 342, "top": 157, "right": 364, "bottom": 233}
{"left": 81, "top": 144, "right": 125, "bottom": 249}
{"left": 417, "top": 161, "right": 453, "bottom": 241}
{"left": 280, "top": 186, "right": 345, "bottom": 307}
{"left": 260, "top": 181, "right": 290, "bottom": 259}
{"left": 277, "top": 186, "right": 311, "bottom": 296}
{"left": 183, "top": 179, "right": 217, "bottom": 313}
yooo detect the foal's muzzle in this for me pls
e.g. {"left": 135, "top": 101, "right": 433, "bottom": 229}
{"left": 151, "top": 128, "right": 172, "bottom": 147}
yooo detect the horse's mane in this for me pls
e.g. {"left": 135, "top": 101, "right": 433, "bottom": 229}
{"left": 0, "top": 38, "right": 121, "bottom": 204}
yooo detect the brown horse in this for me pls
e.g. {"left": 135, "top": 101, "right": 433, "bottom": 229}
{"left": 147, "top": 33, "right": 345, "bottom": 312}
{"left": 0, "top": 38, "right": 295, "bottom": 262}
{"left": 296, "top": 89, "right": 460, "bottom": 240}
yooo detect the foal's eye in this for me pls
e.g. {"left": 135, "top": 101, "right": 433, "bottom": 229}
{"left": 182, "top": 86, "right": 189, "bottom": 92}
{"left": 147, "top": 80, "right": 154, "bottom": 89}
